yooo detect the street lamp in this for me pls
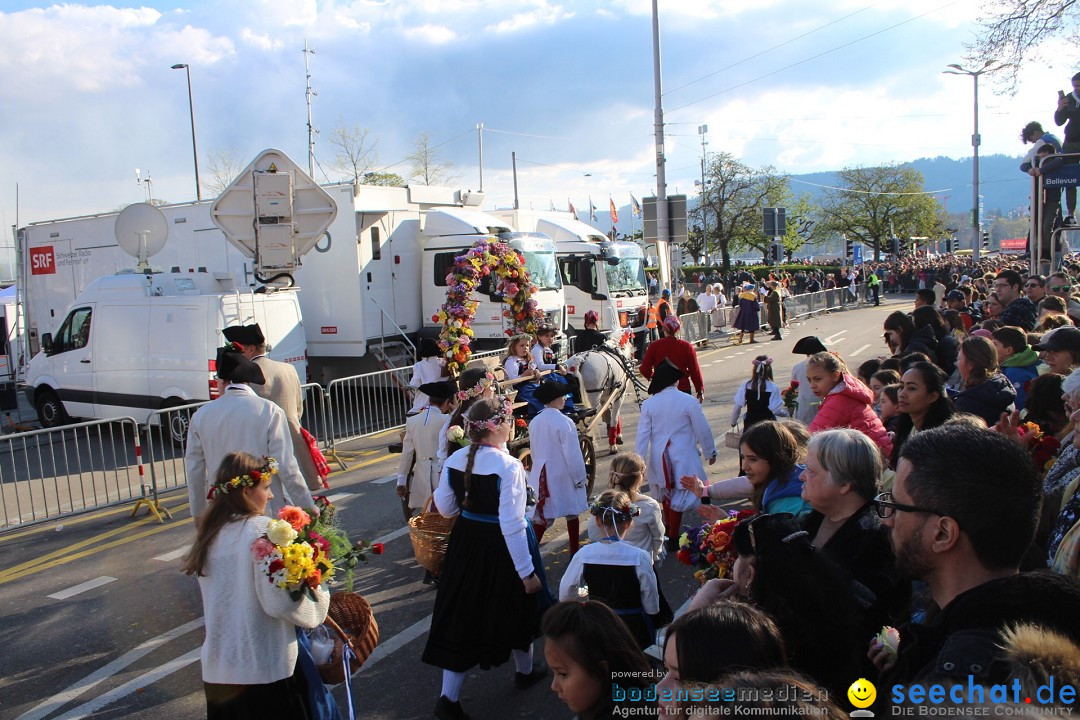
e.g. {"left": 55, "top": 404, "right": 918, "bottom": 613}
{"left": 942, "top": 61, "right": 998, "bottom": 262}
{"left": 171, "top": 63, "right": 202, "bottom": 201}
{"left": 698, "top": 124, "right": 708, "bottom": 263}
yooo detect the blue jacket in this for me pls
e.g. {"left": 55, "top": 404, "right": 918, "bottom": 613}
{"left": 950, "top": 374, "right": 1017, "bottom": 425}
{"left": 763, "top": 465, "right": 811, "bottom": 516}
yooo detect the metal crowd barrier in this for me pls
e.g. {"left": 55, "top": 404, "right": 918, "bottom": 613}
{"left": 141, "top": 401, "right": 211, "bottom": 507}
{"left": 0, "top": 417, "right": 142, "bottom": 530}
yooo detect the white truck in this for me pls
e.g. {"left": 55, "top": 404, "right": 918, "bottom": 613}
{"left": 491, "top": 210, "right": 648, "bottom": 343}
{"left": 19, "top": 182, "right": 565, "bottom": 383}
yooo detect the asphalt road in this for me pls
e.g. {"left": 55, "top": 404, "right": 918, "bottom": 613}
{"left": 0, "top": 295, "right": 906, "bottom": 720}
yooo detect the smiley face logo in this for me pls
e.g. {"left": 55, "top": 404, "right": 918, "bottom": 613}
{"left": 847, "top": 678, "right": 876, "bottom": 709}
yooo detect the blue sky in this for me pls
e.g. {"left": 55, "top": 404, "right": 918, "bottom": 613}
{"left": 1, "top": 0, "right": 1076, "bottom": 230}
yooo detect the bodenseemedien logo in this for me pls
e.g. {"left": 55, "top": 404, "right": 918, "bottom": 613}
{"left": 848, "top": 678, "right": 876, "bottom": 717}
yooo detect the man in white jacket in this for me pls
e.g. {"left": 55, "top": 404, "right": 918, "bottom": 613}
{"left": 186, "top": 346, "right": 313, "bottom": 522}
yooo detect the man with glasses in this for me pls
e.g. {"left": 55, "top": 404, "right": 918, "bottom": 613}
{"left": 1024, "top": 274, "right": 1047, "bottom": 305}
{"left": 869, "top": 425, "right": 1080, "bottom": 689}
{"left": 1048, "top": 271, "right": 1080, "bottom": 324}
{"left": 992, "top": 269, "right": 1037, "bottom": 331}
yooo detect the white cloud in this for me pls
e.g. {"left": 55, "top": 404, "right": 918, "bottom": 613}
{"left": 240, "top": 27, "right": 284, "bottom": 51}
{"left": 402, "top": 23, "right": 457, "bottom": 44}
{"left": 484, "top": 3, "right": 573, "bottom": 33}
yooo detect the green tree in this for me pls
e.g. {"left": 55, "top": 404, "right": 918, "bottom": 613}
{"left": 360, "top": 171, "right": 405, "bottom": 187}
{"left": 818, "top": 164, "right": 946, "bottom": 261}
{"left": 700, "top": 152, "right": 789, "bottom": 271}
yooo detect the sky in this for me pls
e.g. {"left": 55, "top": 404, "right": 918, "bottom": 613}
{"left": 1, "top": 0, "right": 1078, "bottom": 233}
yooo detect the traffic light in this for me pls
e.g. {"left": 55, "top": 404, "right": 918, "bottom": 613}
{"left": 891, "top": 238, "right": 901, "bottom": 256}
{"left": 946, "top": 238, "right": 955, "bottom": 253}
{"left": 982, "top": 232, "right": 990, "bottom": 249}
{"left": 768, "top": 242, "right": 782, "bottom": 264}
{"left": 845, "top": 238, "right": 854, "bottom": 259}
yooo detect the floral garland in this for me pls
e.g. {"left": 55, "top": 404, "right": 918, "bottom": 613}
{"left": 433, "top": 238, "right": 546, "bottom": 375}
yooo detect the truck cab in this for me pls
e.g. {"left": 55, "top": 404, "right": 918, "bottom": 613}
{"left": 420, "top": 208, "right": 565, "bottom": 348}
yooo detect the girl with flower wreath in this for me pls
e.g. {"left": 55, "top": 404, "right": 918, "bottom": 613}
{"left": 423, "top": 397, "right": 553, "bottom": 720}
{"left": 183, "top": 451, "right": 329, "bottom": 719}
{"left": 438, "top": 367, "right": 497, "bottom": 466}
{"left": 503, "top": 332, "right": 542, "bottom": 414}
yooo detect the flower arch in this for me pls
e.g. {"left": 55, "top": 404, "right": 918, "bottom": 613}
{"left": 433, "top": 238, "right": 546, "bottom": 375}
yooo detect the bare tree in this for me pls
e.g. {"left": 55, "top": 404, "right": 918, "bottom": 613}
{"left": 327, "top": 123, "right": 379, "bottom": 184}
{"left": 968, "top": 0, "right": 1080, "bottom": 90}
{"left": 406, "top": 132, "right": 460, "bottom": 186}
{"left": 203, "top": 149, "right": 245, "bottom": 196}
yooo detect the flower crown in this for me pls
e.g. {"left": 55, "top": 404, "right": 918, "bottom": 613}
{"left": 207, "top": 456, "right": 279, "bottom": 500}
{"left": 589, "top": 498, "right": 641, "bottom": 522}
{"left": 456, "top": 371, "right": 496, "bottom": 402}
{"left": 508, "top": 332, "right": 533, "bottom": 345}
{"left": 753, "top": 356, "right": 774, "bottom": 367}
{"left": 463, "top": 398, "right": 514, "bottom": 434}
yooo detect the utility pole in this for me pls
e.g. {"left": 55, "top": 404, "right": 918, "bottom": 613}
{"left": 304, "top": 39, "right": 317, "bottom": 178}
{"left": 477, "top": 123, "right": 484, "bottom": 192}
{"left": 698, "top": 124, "right": 708, "bottom": 263}
{"left": 651, "top": 0, "right": 670, "bottom": 290}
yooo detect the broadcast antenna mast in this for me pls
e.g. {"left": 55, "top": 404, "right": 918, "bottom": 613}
{"left": 304, "top": 39, "right": 318, "bottom": 177}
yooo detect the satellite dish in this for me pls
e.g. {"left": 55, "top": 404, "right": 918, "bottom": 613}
{"left": 115, "top": 203, "right": 168, "bottom": 269}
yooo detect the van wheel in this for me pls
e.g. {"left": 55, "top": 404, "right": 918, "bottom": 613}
{"left": 161, "top": 399, "right": 190, "bottom": 449}
{"left": 36, "top": 388, "right": 68, "bottom": 428}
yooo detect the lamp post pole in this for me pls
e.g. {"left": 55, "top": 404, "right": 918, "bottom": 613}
{"left": 943, "top": 62, "right": 997, "bottom": 262}
{"left": 171, "top": 63, "right": 202, "bottom": 201}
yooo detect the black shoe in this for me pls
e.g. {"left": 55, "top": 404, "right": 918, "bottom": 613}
{"left": 423, "top": 570, "right": 438, "bottom": 585}
{"left": 515, "top": 661, "right": 549, "bottom": 688}
{"left": 434, "top": 696, "right": 470, "bottom": 720}
{"left": 1065, "top": 215, "right": 1076, "bottom": 226}
{"left": 664, "top": 537, "right": 679, "bottom": 553}
{"left": 615, "top": 435, "right": 625, "bottom": 445}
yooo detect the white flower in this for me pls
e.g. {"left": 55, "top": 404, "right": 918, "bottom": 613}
{"left": 266, "top": 519, "right": 298, "bottom": 546}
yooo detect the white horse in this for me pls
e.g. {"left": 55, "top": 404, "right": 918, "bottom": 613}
{"left": 566, "top": 342, "right": 640, "bottom": 454}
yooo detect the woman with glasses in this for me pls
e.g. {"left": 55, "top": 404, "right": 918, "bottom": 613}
{"left": 949, "top": 336, "right": 1017, "bottom": 425}
{"left": 688, "top": 513, "right": 862, "bottom": 697}
{"left": 890, "top": 362, "right": 955, "bottom": 469}
{"left": 800, "top": 430, "right": 910, "bottom": 635}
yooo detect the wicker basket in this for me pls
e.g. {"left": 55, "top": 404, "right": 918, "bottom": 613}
{"left": 408, "top": 497, "right": 456, "bottom": 573}
{"left": 724, "top": 428, "right": 742, "bottom": 449}
{"left": 316, "top": 592, "right": 379, "bottom": 685}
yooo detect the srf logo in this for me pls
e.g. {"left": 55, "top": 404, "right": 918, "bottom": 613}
{"left": 30, "top": 246, "right": 55, "bottom": 275}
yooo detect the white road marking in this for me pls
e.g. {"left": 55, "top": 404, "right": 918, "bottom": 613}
{"left": 326, "top": 492, "right": 354, "bottom": 503}
{"left": 372, "top": 525, "right": 410, "bottom": 546}
{"left": 152, "top": 547, "right": 190, "bottom": 563}
{"left": 848, "top": 343, "right": 872, "bottom": 358}
{"left": 372, "top": 474, "right": 398, "bottom": 485}
{"left": 48, "top": 576, "right": 117, "bottom": 601}
{"left": 50, "top": 648, "right": 202, "bottom": 720}
{"left": 15, "top": 617, "right": 205, "bottom": 720}
{"left": 824, "top": 330, "right": 847, "bottom": 344}
{"left": 360, "top": 614, "right": 432, "bottom": 673}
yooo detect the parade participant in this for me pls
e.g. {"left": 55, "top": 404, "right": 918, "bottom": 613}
{"left": 806, "top": 352, "right": 893, "bottom": 458}
{"left": 532, "top": 325, "right": 577, "bottom": 414}
{"left": 224, "top": 324, "right": 321, "bottom": 491}
{"left": 575, "top": 310, "right": 608, "bottom": 352}
{"left": 186, "top": 346, "right": 313, "bottom": 522}
{"left": 730, "top": 355, "right": 785, "bottom": 430}
{"left": 636, "top": 359, "right": 717, "bottom": 552}
{"left": 408, "top": 337, "right": 449, "bottom": 414}
{"left": 542, "top": 601, "right": 656, "bottom": 720}
{"left": 789, "top": 336, "right": 828, "bottom": 425}
{"left": 889, "top": 362, "right": 955, "bottom": 469}
{"left": 640, "top": 314, "right": 705, "bottom": 401}
{"left": 528, "top": 380, "right": 588, "bottom": 551}
{"left": 397, "top": 379, "right": 458, "bottom": 520}
{"left": 588, "top": 452, "right": 665, "bottom": 562}
{"left": 503, "top": 331, "right": 545, "bottom": 415}
{"left": 558, "top": 490, "right": 660, "bottom": 649}
{"left": 183, "top": 452, "right": 329, "bottom": 718}
{"left": 1034, "top": 326, "right": 1080, "bottom": 376}
{"left": 424, "top": 398, "right": 552, "bottom": 720}
{"left": 765, "top": 281, "right": 783, "bottom": 341}
{"left": 950, "top": 336, "right": 1017, "bottom": 425}
{"left": 732, "top": 282, "right": 761, "bottom": 345}
{"left": 656, "top": 602, "right": 787, "bottom": 719}
{"left": 439, "top": 368, "right": 497, "bottom": 465}
{"left": 869, "top": 426, "right": 1080, "bottom": 689}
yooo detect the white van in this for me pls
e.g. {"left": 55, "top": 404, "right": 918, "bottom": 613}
{"left": 24, "top": 271, "right": 306, "bottom": 429}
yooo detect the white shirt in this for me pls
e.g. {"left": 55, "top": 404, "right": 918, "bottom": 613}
{"left": 636, "top": 386, "right": 717, "bottom": 512}
{"left": 408, "top": 357, "right": 446, "bottom": 413}
{"left": 396, "top": 405, "right": 448, "bottom": 510}
{"left": 527, "top": 407, "right": 588, "bottom": 521}
{"left": 503, "top": 354, "right": 534, "bottom": 380}
{"left": 696, "top": 292, "right": 717, "bottom": 313}
{"left": 730, "top": 379, "right": 787, "bottom": 426}
{"left": 435, "top": 445, "right": 534, "bottom": 579}
{"left": 531, "top": 343, "right": 559, "bottom": 371}
{"left": 558, "top": 539, "right": 659, "bottom": 614}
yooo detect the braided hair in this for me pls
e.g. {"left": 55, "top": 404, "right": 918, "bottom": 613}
{"left": 461, "top": 397, "right": 508, "bottom": 506}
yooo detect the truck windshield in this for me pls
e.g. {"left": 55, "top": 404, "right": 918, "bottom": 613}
{"left": 605, "top": 257, "right": 646, "bottom": 293}
{"left": 523, "top": 251, "right": 562, "bottom": 291}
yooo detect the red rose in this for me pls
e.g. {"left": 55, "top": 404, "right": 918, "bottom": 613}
{"left": 791, "top": 380, "right": 799, "bottom": 387}
{"left": 268, "top": 559, "right": 285, "bottom": 574}
{"left": 676, "top": 549, "right": 692, "bottom": 565}
{"left": 372, "top": 542, "right": 385, "bottom": 555}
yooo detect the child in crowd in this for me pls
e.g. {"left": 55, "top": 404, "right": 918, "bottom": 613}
{"left": 878, "top": 383, "right": 902, "bottom": 434}
{"left": 806, "top": 352, "right": 893, "bottom": 458}
{"left": 731, "top": 355, "right": 786, "bottom": 430}
{"left": 183, "top": 452, "right": 330, "bottom": 718}
{"left": 503, "top": 332, "right": 542, "bottom": 414}
{"left": 408, "top": 337, "right": 448, "bottom": 415}
{"left": 588, "top": 452, "right": 665, "bottom": 562}
{"left": 870, "top": 369, "right": 902, "bottom": 415}
{"left": 528, "top": 381, "right": 588, "bottom": 551}
{"left": 542, "top": 601, "right": 656, "bottom": 720}
{"left": 559, "top": 490, "right": 660, "bottom": 649}
{"left": 532, "top": 324, "right": 576, "bottom": 414}
{"left": 439, "top": 368, "right": 497, "bottom": 465}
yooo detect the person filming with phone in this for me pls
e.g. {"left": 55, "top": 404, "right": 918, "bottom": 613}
{"left": 1054, "top": 72, "right": 1080, "bottom": 225}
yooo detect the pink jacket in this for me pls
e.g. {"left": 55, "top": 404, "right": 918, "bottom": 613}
{"left": 809, "top": 374, "right": 893, "bottom": 458}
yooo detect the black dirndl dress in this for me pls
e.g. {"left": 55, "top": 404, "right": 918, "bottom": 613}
{"left": 743, "top": 386, "right": 776, "bottom": 428}
{"left": 422, "top": 467, "right": 554, "bottom": 672}
{"left": 582, "top": 564, "right": 658, "bottom": 649}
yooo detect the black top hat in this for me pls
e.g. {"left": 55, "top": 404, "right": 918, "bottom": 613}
{"left": 791, "top": 336, "right": 827, "bottom": 356}
{"left": 647, "top": 359, "right": 685, "bottom": 395}
{"left": 419, "top": 380, "right": 457, "bottom": 404}
{"left": 216, "top": 346, "right": 266, "bottom": 384}
{"left": 222, "top": 323, "right": 265, "bottom": 346}
{"left": 534, "top": 380, "right": 569, "bottom": 405}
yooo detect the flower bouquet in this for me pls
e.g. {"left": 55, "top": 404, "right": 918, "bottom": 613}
{"left": 308, "top": 495, "right": 384, "bottom": 592}
{"left": 446, "top": 424, "right": 469, "bottom": 448}
{"left": 782, "top": 381, "right": 799, "bottom": 414}
{"left": 253, "top": 505, "right": 336, "bottom": 601}
{"left": 676, "top": 510, "right": 756, "bottom": 584}
{"left": 1017, "top": 421, "right": 1062, "bottom": 474}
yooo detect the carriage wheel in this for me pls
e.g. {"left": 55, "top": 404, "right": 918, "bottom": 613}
{"left": 513, "top": 446, "right": 533, "bottom": 473}
{"left": 580, "top": 435, "right": 596, "bottom": 496}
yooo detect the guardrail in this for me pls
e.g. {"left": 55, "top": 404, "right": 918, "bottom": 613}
{"left": 0, "top": 417, "right": 142, "bottom": 530}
